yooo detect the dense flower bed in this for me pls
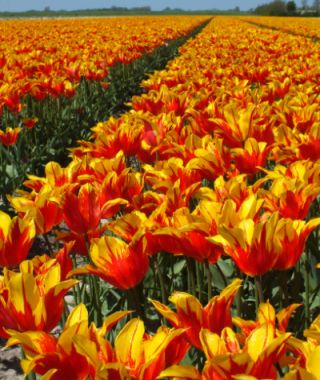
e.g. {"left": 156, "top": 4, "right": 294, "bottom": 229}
{"left": 0, "top": 16, "right": 208, "bottom": 115}
{"left": 1, "top": 16, "right": 320, "bottom": 379}
{"left": 241, "top": 15, "right": 320, "bottom": 38}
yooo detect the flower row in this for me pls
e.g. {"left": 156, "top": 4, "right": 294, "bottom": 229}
{"left": 2, "top": 259, "right": 319, "bottom": 379}
{"left": 0, "top": 16, "right": 208, "bottom": 115}
{"left": 241, "top": 15, "right": 320, "bottom": 38}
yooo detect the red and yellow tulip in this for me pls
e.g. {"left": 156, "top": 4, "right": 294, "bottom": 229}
{"left": 150, "top": 279, "right": 242, "bottom": 349}
{"left": 0, "top": 211, "right": 36, "bottom": 267}
{"left": 70, "top": 234, "right": 149, "bottom": 289}
{"left": 0, "top": 258, "right": 77, "bottom": 338}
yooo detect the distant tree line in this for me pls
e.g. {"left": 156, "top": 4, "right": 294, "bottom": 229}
{"left": 254, "top": 0, "right": 320, "bottom": 15}
{"left": 109, "top": 6, "right": 152, "bottom": 12}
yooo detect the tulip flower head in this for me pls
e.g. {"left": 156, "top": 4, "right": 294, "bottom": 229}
{"left": 70, "top": 235, "right": 149, "bottom": 290}
{"left": 0, "top": 259, "right": 77, "bottom": 338}
{"left": 0, "top": 211, "right": 36, "bottom": 267}
{"left": 150, "top": 279, "right": 242, "bottom": 349}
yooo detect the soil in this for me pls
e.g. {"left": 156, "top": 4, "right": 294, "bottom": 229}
{"left": 0, "top": 340, "right": 23, "bottom": 380}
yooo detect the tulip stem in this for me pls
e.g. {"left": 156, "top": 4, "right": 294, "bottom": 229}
{"left": 305, "top": 250, "right": 311, "bottom": 327}
{"left": 128, "top": 286, "right": 145, "bottom": 321}
{"left": 27, "top": 372, "right": 37, "bottom": 380}
{"left": 90, "top": 275, "right": 103, "bottom": 327}
{"left": 196, "top": 261, "right": 203, "bottom": 301}
{"left": 72, "top": 255, "right": 82, "bottom": 305}
{"left": 187, "top": 258, "right": 196, "bottom": 296}
{"left": 154, "top": 255, "right": 167, "bottom": 304}
{"left": 280, "top": 271, "right": 289, "bottom": 307}
{"left": 60, "top": 303, "right": 69, "bottom": 328}
{"left": 205, "top": 260, "right": 212, "bottom": 300}
{"left": 255, "top": 275, "right": 264, "bottom": 305}
{"left": 236, "top": 271, "right": 244, "bottom": 318}
{"left": 85, "top": 234, "right": 103, "bottom": 325}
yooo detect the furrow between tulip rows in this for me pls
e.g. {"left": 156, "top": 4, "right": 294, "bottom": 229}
{"left": 1, "top": 16, "right": 320, "bottom": 379}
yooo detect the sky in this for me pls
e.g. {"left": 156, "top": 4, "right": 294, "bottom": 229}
{"left": 0, "top": 0, "right": 290, "bottom": 12}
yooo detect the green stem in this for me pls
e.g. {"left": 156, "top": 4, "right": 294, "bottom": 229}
{"left": 154, "top": 254, "right": 167, "bottom": 304}
{"left": 280, "top": 270, "right": 289, "bottom": 307}
{"left": 71, "top": 255, "right": 81, "bottom": 305}
{"left": 255, "top": 275, "right": 264, "bottom": 305}
{"left": 187, "top": 258, "right": 196, "bottom": 296}
{"left": 236, "top": 271, "right": 244, "bottom": 319}
{"left": 60, "top": 302, "right": 69, "bottom": 328}
{"left": 205, "top": 260, "right": 212, "bottom": 301}
{"left": 128, "top": 286, "right": 145, "bottom": 321}
{"left": 91, "top": 274, "right": 103, "bottom": 327}
{"left": 150, "top": 256, "right": 159, "bottom": 299}
{"left": 305, "top": 250, "right": 311, "bottom": 327}
{"left": 196, "top": 261, "right": 203, "bottom": 302}
{"left": 170, "top": 255, "right": 175, "bottom": 295}
{"left": 26, "top": 371, "right": 37, "bottom": 380}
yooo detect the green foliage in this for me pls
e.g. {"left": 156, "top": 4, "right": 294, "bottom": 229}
{"left": 287, "top": 0, "right": 297, "bottom": 12}
{"left": 254, "top": 0, "right": 288, "bottom": 15}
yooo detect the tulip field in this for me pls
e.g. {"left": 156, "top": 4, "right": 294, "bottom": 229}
{"left": 2, "top": 14, "right": 320, "bottom": 379}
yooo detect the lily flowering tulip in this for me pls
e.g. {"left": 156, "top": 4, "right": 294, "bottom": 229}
{"left": 233, "top": 301, "right": 301, "bottom": 338}
{"left": 0, "top": 127, "right": 22, "bottom": 146}
{"left": 23, "top": 161, "right": 70, "bottom": 192}
{"left": 8, "top": 185, "right": 63, "bottom": 234}
{"left": 70, "top": 235, "right": 149, "bottom": 290}
{"left": 209, "top": 212, "right": 320, "bottom": 276}
{"left": 260, "top": 184, "right": 319, "bottom": 220}
{"left": 22, "top": 117, "right": 38, "bottom": 129}
{"left": 152, "top": 223, "right": 223, "bottom": 263}
{"left": 62, "top": 183, "right": 102, "bottom": 235}
{"left": 144, "top": 157, "right": 201, "bottom": 194}
{"left": 5, "top": 304, "right": 130, "bottom": 380}
{"left": 0, "top": 211, "right": 36, "bottom": 267}
{"left": 212, "top": 103, "right": 274, "bottom": 148}
{"left": 283, "top": 347, "right": 320, "bottom": 380}
{"left": 112, "top": 121, "right": 144, "bottom": 157}
{"left": 0, "top": 259, "right": 77, "bottom": 338}
{"left": 206, "top": 324, "right": 291, "bottom": 379}
{"left": 160, "top": 324, "right": 291, "bottom": 380}
{"left": 150, "top": 279, "right": 242, "bottom": 349}
{"left": 232, "top": 137, "right": 272, "bottom": 175}
{"left": 282, "top": 313, "right": 320, "bottom": 379}
{"left": 186, "top": 138, "right": 232, "bottom": 181}
{"left": 29, "top": 242, "right": 75, "bottom": 281}
{"left": 298, "top": 132, "right": 320, "bottom": 162}
{"left": 149, "top": 204, "right": 223, "bottom": 263}
{"left": 273, "top": 217, "right": 320, "bottom": 270}
{"left": 213, "top": 174, "right": 251, "bottom": 206}
{"left": 114, "top": 318, "right": 189, "bottom": 380}
{"left": 256, "top": 172, "right": 320, "bottom": 220}
{"left": 98, "top": 169, "right": 143, "bottom": 215}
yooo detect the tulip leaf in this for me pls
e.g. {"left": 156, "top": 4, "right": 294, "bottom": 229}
{"left": 173, "top": 260, "right": 186, "bottom": 275}
{"left": 5, "top": 164, "right": 18, "bottom": 178}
